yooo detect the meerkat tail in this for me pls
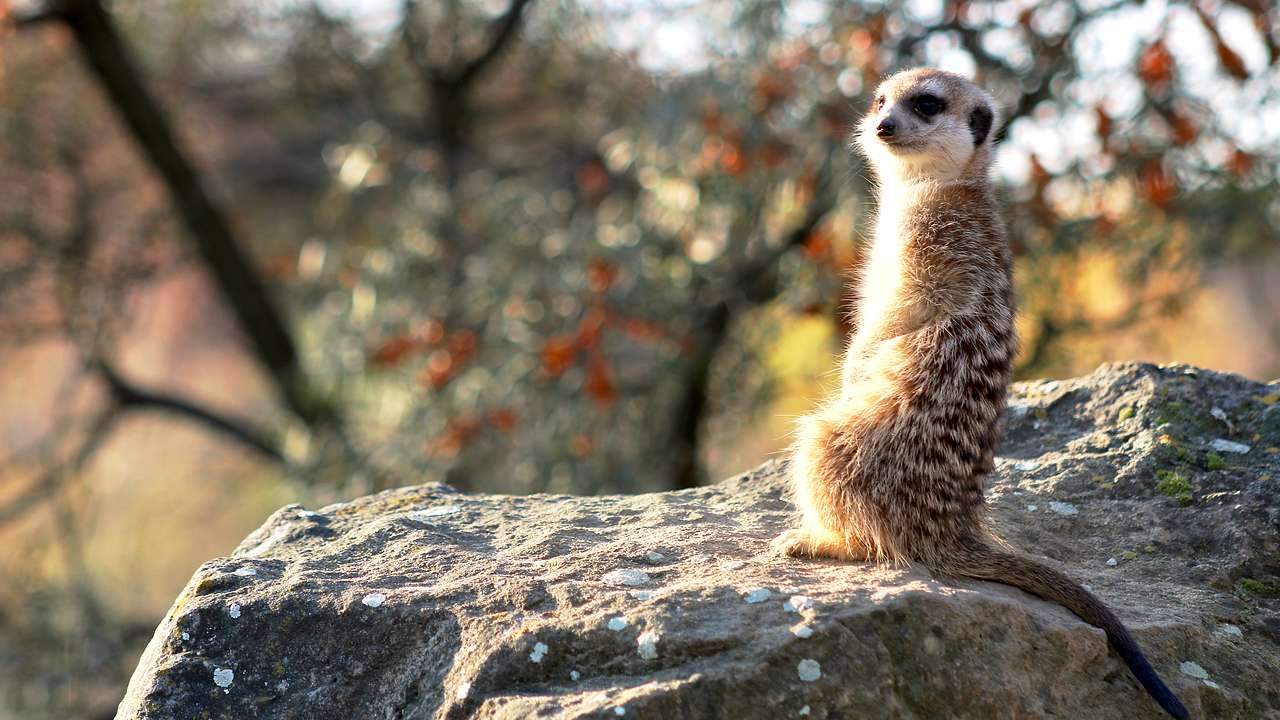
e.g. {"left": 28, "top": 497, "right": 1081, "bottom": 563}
{"left": 936, "top": 539, "right": 1190, "bottom": 719}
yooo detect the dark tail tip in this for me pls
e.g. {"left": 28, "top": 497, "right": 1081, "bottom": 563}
{"left": 1110, "top": 630, "right": 1191, "bottom": 719}
{"left": 945, "top": 540, "right": 1191, "bottom": 718}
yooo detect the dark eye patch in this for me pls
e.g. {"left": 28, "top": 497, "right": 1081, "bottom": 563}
{"left": 969, "top": 104, "right": 994, "bottom": 146}
{"left": 875, "top": 96, "right": 886, "bottom": 110}
{"left": 913, "top": 94, "right": 946, "bottom": 118}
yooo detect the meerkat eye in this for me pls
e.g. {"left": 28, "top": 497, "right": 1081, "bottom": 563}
{"left": 913, "top": 94, "right": 945, "bottom": 118}
{"left": 875, "top": 96, "right": 886, "bottom": 111}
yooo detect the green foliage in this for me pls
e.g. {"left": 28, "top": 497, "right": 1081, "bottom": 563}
{"left": 1155, "top": 470, "right": 1193, "bottom": 506}
{"left": 1238, "top": 578, "right": 1280, "bottom": 598}
{"left": 1205, "top": 452, "right": 1226, "bottom": 472}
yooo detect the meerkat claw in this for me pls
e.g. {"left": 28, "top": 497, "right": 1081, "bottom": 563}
{"left": 770, "top": 529, "right": 813, "bottom": 558}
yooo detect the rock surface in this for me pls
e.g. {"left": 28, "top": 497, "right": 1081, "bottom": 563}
{"left": 117, "top": 363, "right": 1280, "bottom": 719}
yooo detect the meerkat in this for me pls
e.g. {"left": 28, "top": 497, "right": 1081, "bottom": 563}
{"left": 772, "top": 69, "right": 1189, "bottom": 719}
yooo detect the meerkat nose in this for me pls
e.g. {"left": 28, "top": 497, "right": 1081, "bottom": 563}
{"left": 876, "top": 118, "right": 896, "bottom": 138}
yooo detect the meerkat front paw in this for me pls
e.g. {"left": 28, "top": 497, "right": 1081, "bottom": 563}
{"left": 770, "top": 529, "right": 816, "bottom": 557}
{"left": 771, "top": 528, "right": 863, "bottom": 560}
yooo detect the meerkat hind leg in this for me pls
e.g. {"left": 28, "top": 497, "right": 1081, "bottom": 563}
{"left": 771, "top": 527, "right": 869, "bottom": 561}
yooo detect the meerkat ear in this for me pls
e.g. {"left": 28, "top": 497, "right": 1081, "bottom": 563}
{"left": 969, "top": 104, "right": 994, "bottom": 146}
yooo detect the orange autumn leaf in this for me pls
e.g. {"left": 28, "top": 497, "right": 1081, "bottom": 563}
{"left": 487, "top": 407, "right": 519, "bottom": 432}
{"left": 368, "top": 335, "right": 420, "bottom": 368}
{"left": 720, "top": 144, "right": 749, "bottom": 176}
{"left": 1028, "top": 155, "right": 1055, "bottom": 224}
{"left": 1214, "top": 38, "right": 1249, "bottom": 80}
{"left": 1193, "top": 4, "right": 1250, "bottom": 80}
{"left": 576, "top": 307, "right": 606, "bottom": 348}
{"left": 1168, "top": 112, "right": 1198, "bottom": 146}
{"left": 541, "top": 335, "right": 577, "bottom": 376}
{"left": 1094, "top": 104, "right": 1112, "bottom": 144}
{"left": 1029, "top": 155, "right": 1051, "bottom": 189}
{"left": 622, "top": 317, "right": 666, "bottom": 342}
{"left": 448, "top": 329, "right": 477, "bottom": 357}
{"left": 1140, "top": 160, "right": 1177, "bottom": 208}
{"left": 583, "top": 352, "right": 617, "bottom": 406}
{"left": 575, "top": 159, "right": 609, "bottom": 198}
{"left": 426, "top": 416, "right": 481, "bottom": 459}
{"left": 586, "top": 259, "right": 617, "bottom": 293}
{"left": 1138, "top": 40, "right": 1174, "bottom": 89}
{"left": 1226, "top": 149, "right": 1254, "bottom": 177}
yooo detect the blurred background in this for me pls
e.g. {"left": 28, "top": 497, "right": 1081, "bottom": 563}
{"left": 0, "top": 0, "right": 1276, "bottom": 716}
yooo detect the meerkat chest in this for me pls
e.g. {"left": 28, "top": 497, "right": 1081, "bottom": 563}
{"left": 858, "top": 232, "right": 906, "bottom": 325}
{"left": 858, "top": 194, "right": 924, "bottom": 327}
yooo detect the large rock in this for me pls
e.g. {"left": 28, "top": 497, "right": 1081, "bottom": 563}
{"left": 118, "top": 363, "right": 1280, "bottom": 719}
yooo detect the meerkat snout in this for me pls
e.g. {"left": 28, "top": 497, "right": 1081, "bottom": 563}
{"left": 856, "top": 69, "right": 999, "bottom": 183}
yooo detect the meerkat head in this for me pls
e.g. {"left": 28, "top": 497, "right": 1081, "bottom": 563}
{"left": 856, "top": 68, "right": 998, "bottom": 184}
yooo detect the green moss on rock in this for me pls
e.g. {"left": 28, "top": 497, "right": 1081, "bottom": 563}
{"left": 1206, "top": 452, "right": 1226, "bottom": 471}
{"left": 1238, "top": 578, "right": 1280, "bottom": 598}
{"left": 1155, "top": 470, "right": 1193, "bottom": 506}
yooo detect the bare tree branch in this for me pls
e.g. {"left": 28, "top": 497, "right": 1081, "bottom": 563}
{"left": 47, "top": 0, "right": 326, "bottom": 426}
{"left": 668, "top": 300, "right": 730, "bottom": 491}
{"left": 399, "top": 0, "right": 437, "bottom": 90}
{"left": 451, "top": 0, "right": 536, "bottom": 88}
{"left": 398, "top": 0, "right": 537, "bottom": 192}
{"left": 7, "top": 1, "right": 397, "bottom": 492}
{"left": 0, "top": 356, "right": 283, "bottom": 529}
{"left": 93, "top": 361, "right": 284, "bottom": 463}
